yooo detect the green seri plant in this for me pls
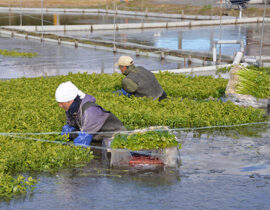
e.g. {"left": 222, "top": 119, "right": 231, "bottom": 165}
{"left": 0, "top": 49, "right": 37, "bottom": 58}
{"left": 0, "top": 136, "right": 93, "bottom": 198}
{"left": 246, "top": 66, "right": 270, "bottom": 75}
{"left": 236, "top": 67, "right": 270, "bottom": 99}
{"left": 155, "top": 72, "right": 227, "bottom": 99}
{"left": 216, "top": 66, "right": 232, "bottom": 75}
{"left": 111, "top": 131, "right": 180, "bottom": 150}
{"left": 0, "top": 173, "right": 37, "bottom": 199}
{"left": 0, "top": 72, "right": 266, "bottom": 133}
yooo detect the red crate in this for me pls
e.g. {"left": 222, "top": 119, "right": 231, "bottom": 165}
{"left": 129, "top": 155, "right": 164, "bottom": 166}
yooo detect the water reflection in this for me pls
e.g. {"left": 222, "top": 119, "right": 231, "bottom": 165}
{"left": 241, "top": 164, "right": 268, "bottom": 172}
{"left": 0, "top": 35, "right": 191, "bottom": 79}
{"left": 1, "top": 124, "right": 270, "bottom": 209}
{"left": 57, "top": 23, "right": 270, "bottom": 57}
{"left": 1, "top": 12, "right": 270, "bottom": 57}
{"left": 0, "top": 12, "right": 180, "bottom": 26}
{"left": 179, "top": 123, "right": 270, "bottom": 176}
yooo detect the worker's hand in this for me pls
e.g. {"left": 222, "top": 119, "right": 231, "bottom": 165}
{"left": 121, "top": 89, "right": 132, "bottom": 97}
{"left": 61, "top": 124, "right": 76, "bottom": 135}
{"left": 112, "top": 89, "right": 132, "bottom": 97}
{"left": 112, "top": 89, "right": 133, "bottom": 97}
{"left": 74, "top": 132, "right": 93, "bottom": 146}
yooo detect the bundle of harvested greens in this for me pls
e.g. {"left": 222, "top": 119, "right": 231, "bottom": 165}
{"left": 236, "top": 67, "right": 270, "bottom": 99}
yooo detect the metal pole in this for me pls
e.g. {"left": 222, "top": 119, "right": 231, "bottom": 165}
{"left": 8, "top": 12, "right": 11, "bottom": 26}
{"left": 113, "top": 0, "right": 117, "bottom": 73}
{"left": 41, "top": 0, "right": 44, "bottom": 39}
{"left": 140, "top": 0, "right": 144, "bottom": 45}
{"left": 20, "top": 0, "right": 22, "bottom": 26}
{"left": 259, "top": 0, "right": 267, "bottom": 67}
{"left": 113, "top": 0, "right": 116, "bottom": 51}
{"left": 8, "top": 0, "right": 11, "bottom": 26}
{"left": 141, "top": 0, "right": 144, "bottom": 20}
{"left": 218, "top": 0, "right": 223, "bottom": 64}
{"left": 239, "top": 6, "right": 242, "bottom": 19}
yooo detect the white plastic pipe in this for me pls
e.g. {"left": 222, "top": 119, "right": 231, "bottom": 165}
{"left": 232, "top": 52, "right": 244, "bottom": 65}
{"left": 212, "top": 40, "right": 244, "bottom": 63}
{"left": 212, "top": 47, "right": 217, "bottom": 63}
{"left": 263, "top": 63, "right": 270, "bottom": 67}
{"left": 2, "top": 17, "right": 270, "bottom": 32}
{"left": 239, "top": 6, "right": 242, "bottom": 19}
{"left": 151, "top": 63, "right": 249, "bottom": 74}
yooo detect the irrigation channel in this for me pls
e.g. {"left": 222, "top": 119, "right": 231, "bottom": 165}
{"left": 0, "top": 6, "right": 270, "bottom": 209}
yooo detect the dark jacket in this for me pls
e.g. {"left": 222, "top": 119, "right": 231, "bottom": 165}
{"left": 122, "top": 65, "right": 165, "bottom": 100}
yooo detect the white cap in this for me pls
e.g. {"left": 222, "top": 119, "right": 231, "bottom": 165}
{"left": 114, "top": 56, "right": 134, "bottom": 67}
{"left": 55, "top": 81, "right": 85, "bottom": 102}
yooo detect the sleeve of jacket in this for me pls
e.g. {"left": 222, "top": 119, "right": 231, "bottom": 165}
{"left": 122, "top": 77, "right": 138, "bottom": 93}
{"left": 81, "top": 106, "right": 109, "bottom": 134}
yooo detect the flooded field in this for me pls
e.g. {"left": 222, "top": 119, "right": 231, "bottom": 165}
{"left": 1, "top": 13, "right": 270, "bottom": 58}
{"left": 1, "top": 9, "right": 270, "bottom": 210}
{"left": 0, "top": 12, "right": 180, "bottom": 26}
{"left": 1, "top": 124, "right": 270, "bottom": 209}
{"left": 54, "top": 23, "right": 270, "bottom": 57}
{"left": 0, "top": 35, "right": 192, "bottom": 79}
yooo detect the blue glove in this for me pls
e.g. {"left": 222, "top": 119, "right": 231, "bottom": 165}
{"left": 112, "top": 89, "right": 133, "bottom": 97}
{"left": 61, "top": 124, "right": 76, "bottom": 135}
{"left": 121, "top": 89, "right": 133, "bottom": 97}
{"left": 74, "top": 132, "right": 93, "bottom": 146}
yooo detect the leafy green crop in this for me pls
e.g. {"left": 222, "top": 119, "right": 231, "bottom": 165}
{"left": 216, "top": 66, "right": 232, "bottom": 75}
{"left": 156, "top": 72, "right": 227, "bottom": 99}
{"left": 0, "top": 173, "right": 37, "bottom": 199}
{"left": 0, "top": 136, "right": 93, "bottom": 198}
{"left": 0, "top": 49, "right": 37, "bottom": 58}
{"left": 247, "top": 66, "right": 270, "bottom": 75}
{"left": 236, "top": 67, "right": 270, "bottom": 98}
{"left": 0, "top": 71, "right": 267, "bottom": 198}
{"left": 111, "top": 131, "right": 180, "bottom": 150}
{"left": 0, "top": 72, "right": 266, "bottom": 133}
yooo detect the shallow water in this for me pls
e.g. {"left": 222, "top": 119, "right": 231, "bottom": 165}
{"left": 1, "top": 12, "right": 270, "bottom": 209}
{"left": 1, "top": 124, "right": 270, "bottom": 209}
{"left": 1, "top": 12, "right": 270, "bottom": 58}
{"left": 0, "top": 35, "right": 192, "bottom": 79}
{"left": 55, "top": 23, "right": 270, "bottom": 57}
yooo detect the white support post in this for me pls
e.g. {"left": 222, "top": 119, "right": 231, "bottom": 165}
{"left": 233, "top": 52, "right": 243, "bottom": 65}
{"left": 213, "top": 46, "right": 217, "bottom": 64}
{"left": 239, "top": 6, "right": 242, "bottom": 19}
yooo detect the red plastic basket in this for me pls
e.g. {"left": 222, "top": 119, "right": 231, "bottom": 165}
{"left": 129, "top": 156, "right": 164, "bottom": 166}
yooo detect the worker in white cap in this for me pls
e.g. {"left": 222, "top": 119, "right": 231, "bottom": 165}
{"left": 55, "top": 81, "right": 126, "bottom": 146}
{"left": 115, "top": 56, "right": 167, "bottom": 101}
